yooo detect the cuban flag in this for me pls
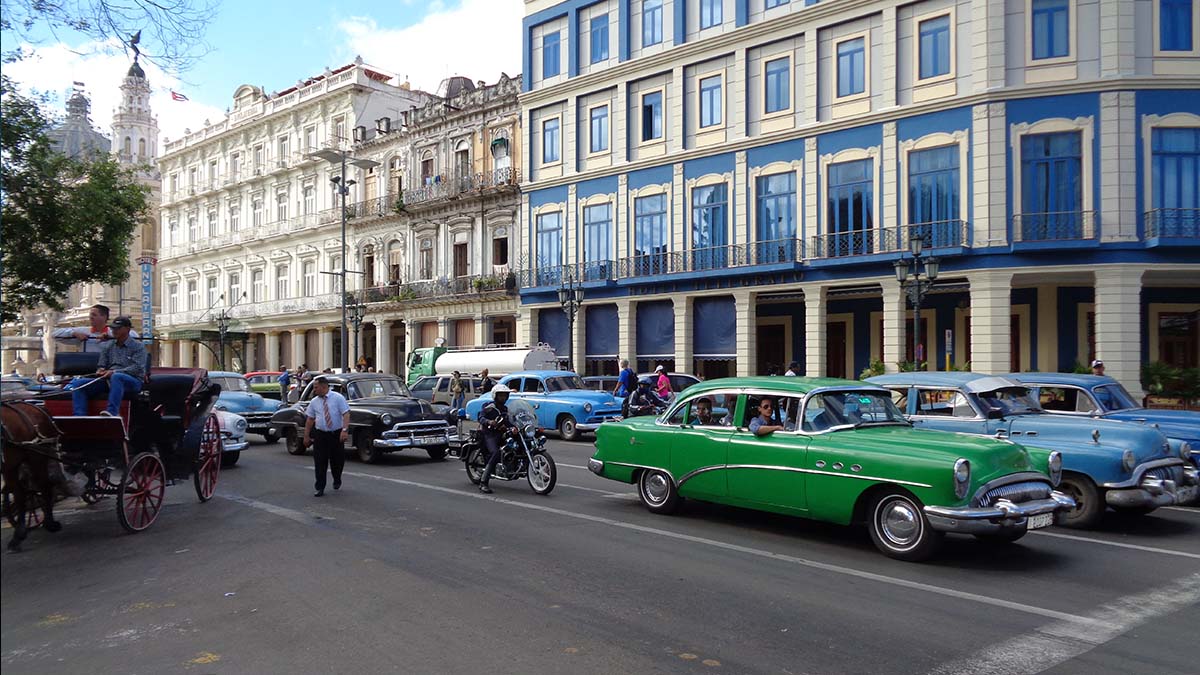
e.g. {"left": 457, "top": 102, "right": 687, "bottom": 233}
{"left": 170, "top": 90, "right": 189, "bottom": 102}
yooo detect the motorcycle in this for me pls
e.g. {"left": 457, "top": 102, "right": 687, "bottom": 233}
{"left": 462, "top": 399, "right": 557, "bottom": 495}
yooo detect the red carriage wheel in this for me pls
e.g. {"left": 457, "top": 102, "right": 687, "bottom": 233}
{"left": 193, "top": 413, "right": 222, "bottom": 503}
{"left": 3, "top": 480, "right": 46, "bottom": 530}
{"left": 117, "top": 452, "right": 166, "bottom": 533}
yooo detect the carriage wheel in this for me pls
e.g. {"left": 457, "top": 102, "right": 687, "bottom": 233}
{"left": 3, "top": 489, "right": 45, "bottom": 530}
{"left": 193, "top": 414, "right": 222, "bottom": 503}
{"left": 117, "top": 453, "right": 166, "bottom": 533}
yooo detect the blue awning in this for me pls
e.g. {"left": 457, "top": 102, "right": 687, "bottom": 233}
{"left": 538, "top": 309, "right": 568, "bottom": 355}
{"left": 693, "top": 296, "right": 736, "bottom": 359}
{"left": 636, "top": 300, "right": 675, "bottom": 358}
{"left": 585, "top": 304, "right": 618, "bottom": 358}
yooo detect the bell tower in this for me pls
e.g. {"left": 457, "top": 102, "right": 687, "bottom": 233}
{"left": 111, "top": 55, "right": 159, "bottom": 172}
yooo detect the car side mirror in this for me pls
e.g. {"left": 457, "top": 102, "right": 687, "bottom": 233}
{"left": 986, "top": 408, "right": 1005, "bottom": 420}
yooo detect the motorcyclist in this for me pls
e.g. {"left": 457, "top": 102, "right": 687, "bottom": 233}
{"left": 624, "top": 379, "right": 666, "bottom": 417}
{"left": 477, "top": 384, "right": 512, "bottom": 494}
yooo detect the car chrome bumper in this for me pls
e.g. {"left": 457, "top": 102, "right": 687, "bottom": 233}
{"left": 1106, "top": 475, "right": 1199, "bottom": 509}
{"left": 588, "top": 458, "right": 604, "bottom": 475}
{"left": 923, "top": 492, "right": 1076, "bottom": 534}
{"left": 222, "top": 439, "right": 249, "bottom": 452}
{"left": 373, "top": 434, "right": 458, "bottom": 449}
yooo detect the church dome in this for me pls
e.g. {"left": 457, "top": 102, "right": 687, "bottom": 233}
{"left": 127, "top": 59, "right": 146, "bottom": 79}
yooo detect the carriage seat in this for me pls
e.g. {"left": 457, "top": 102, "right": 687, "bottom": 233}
{"left": 147, "top": 373, "right": 196, "bottom": 422}
{"left": 54, "top": 352, "right": 101, "bottom": 376}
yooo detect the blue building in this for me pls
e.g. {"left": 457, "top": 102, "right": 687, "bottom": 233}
{"left": 517, "top": 0, "right": 1200, "bottom": 398}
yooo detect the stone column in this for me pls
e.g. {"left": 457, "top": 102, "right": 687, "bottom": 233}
{"left": 881, "top": 279, "right": 907, "bottom": 373}
{"left": 376, "top": 320, "right": 393, "bottom": 375}
{"left": 734, "top": 290, "right": 756, "bottom": 377}
{"left": 197, "top": 342, "right": 213, "bottom": 369}
{"left": 265, "top": 331, "right": 280, "bottom": 370}
{"left": 291, "top": 331, "right": 307, "bottom": 369}
{"left": 968, "top": 270, "right": 1014, "bottom": 375}
{"left": 804, "top": 284, "right": 827, "bottom": 377}
{"left": 882, "top": 122, "right": 899, "bottom": 250}
{"left": 319, "top": 328, "right": 335, "bottom": 371}
{"left": 1094, "top": 267, "right": 1144, "bottom": 400}
{"left": 243, "top": 337, "right": 257, "bottom": 372}
{"left": 158, "top": 340, "right": 174, "bottom": 367}
{"left": 674, "top": 296, "right": 694, "bottom": 375}
{"left": 517, "top": 308, "right": 536, "bottom": 348}
{"left": 474, "top": 315, "right": 488, "bottom": 347}
{"left": 1036, "top": 285, "right": 1059, "bottom": 371}
{"left": 616, "top": 299, "right": 636, "bottom": 367}
{"left": 972, "top": 103, "right": 1007, "bottom": 247}
{"left": 179, "top": 341, "right": 194, "bottom": 368}
{"left": 971, "top": 0, "right": 1007, "bottom": 92}
{"left": 879, "top": 6, "right": 898, "bottom": 108}
{"left": 1099, "top": 92, "right": 1138, "bottom": 242}
{"left": 571, "top": 307, "right": 586, "bottom": 374}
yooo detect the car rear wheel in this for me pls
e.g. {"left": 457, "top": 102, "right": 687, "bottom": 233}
{"left": 426, "top": 447, "right": 447, "bottom": 461}
{"left": 867, "top": 491, "right": 943, "bottom": 562}
{"left": 558, "top": 415, "right": 580, "bottom": 442}
{"left": 284, "top": 429, "right": 305, "bottom": 455}
{"left": 356, "top": 431, "right": 380, "bottom": 464}
{"left": 1057, "top": 474, "right": 1104, "bottom": 528}
{"left": 261, "top": 428, "right": 280, "bottom": 444}
{"left": 637, "top": 470, "right": 680, "bottom": 514}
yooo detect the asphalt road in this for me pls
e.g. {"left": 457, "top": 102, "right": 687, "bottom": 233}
{"left": 3, "top": 436, "right": 1198, "bottom": 675}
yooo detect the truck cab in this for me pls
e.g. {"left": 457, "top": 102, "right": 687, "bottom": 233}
{"left": 406, "top": 346, "right": 447, "bottom": 385}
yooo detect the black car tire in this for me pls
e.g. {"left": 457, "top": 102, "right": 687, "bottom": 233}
{"left": 356, "top": 430, "right": 380, "bottom": 464}
{"left": 284, "top": 429, "right": 305, "bottom": 456}
{"left": 426, "top": 447, "right": 447, "bottom": 461}
{"left": 974, "top": 525, "right": 1028, "bottom": 544}
{"left": 1057, "top": 474, "right": 1104, "bottom": 528}
{"left": 261, "top": 428, "right": 280, "bottom": 444}
{"left": 558, "top": 414, "right": 580, "bottom": 442}
{"left": 637, "top": 470, "right": 680, "bottom": 514}
{"left": 221, "top": 451, "right": 241, "bottom": 468}
{"left": 867, "top": 491, "right": 943, "bottom": 562}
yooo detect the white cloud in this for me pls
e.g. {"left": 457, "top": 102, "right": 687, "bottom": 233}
{"left": 4, "top": 38, "right": 226, "bottom": 151}
{"left": 337, "top": 0, "right": 523, "bottom": 94}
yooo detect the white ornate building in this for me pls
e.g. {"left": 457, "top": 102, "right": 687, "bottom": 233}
{"left": 346, "top": 74, "right": 523, "bottom": 373}
{"left": 154, "top": 58, "right": 432, "bottom": 373}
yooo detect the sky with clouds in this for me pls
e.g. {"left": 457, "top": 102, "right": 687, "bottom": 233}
{"left": 3, "top": 0, "right": 523, "bottom": 148}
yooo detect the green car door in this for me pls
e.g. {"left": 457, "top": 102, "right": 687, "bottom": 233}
{"left": 727, "top": 394, "right": 809, "bottom": 513}
{"left": 668, "top": 392, "right": 738, "bottom": 500}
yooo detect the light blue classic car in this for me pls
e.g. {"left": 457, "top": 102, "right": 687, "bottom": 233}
{"left": 868, "top": 373, "right": 1198, "bottom": 527}
{"left": 208, "top": 371, "right": 285, "bottom": 442}
{"left": 464, "top": 370, "right": 623, "bottom": 441}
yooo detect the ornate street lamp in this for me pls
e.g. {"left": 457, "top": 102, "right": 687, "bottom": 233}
{"left": 557, "top": 274, "right": 584, "bottom": 372}
{"left": 349, "top": 297, "right": 367, "bottom": 369}
{"left": 893, "top": 236, "right": 939, "bottom": 369}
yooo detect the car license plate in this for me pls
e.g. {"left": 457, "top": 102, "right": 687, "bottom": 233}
{"left": 1027, "top": 513, "right": 1054, "bottom": 530}
{"left": 418, "top": 436, "right": 441, "bottom": 445}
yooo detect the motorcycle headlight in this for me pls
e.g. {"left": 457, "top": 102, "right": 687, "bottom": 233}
{"left": 584, "top": 403, "right": 593, "bottom": 413}
{"left": 523, "top": 423, "right": 536, "bottom": 437}
{"left": 953, "top": 458, "right": 970, "bottom": 500}
{"left": 380, "top": 413, "right": 393, "bottom": 426}
{"left": 1121, "top": 449, "right": 1137, "bottom": 472}
{"left": 1048, "top": 451, "right": 1063, "bottom": 487}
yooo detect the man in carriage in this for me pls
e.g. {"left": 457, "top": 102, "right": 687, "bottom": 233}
{"left": 52, "top": 304, "right": 139, "bottom": 353}
{"left": 64, "top": 316, "right": 147, "bottom": 417}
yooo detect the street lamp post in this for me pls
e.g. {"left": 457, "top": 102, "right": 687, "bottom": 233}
{"left": 310, "top": 147, "right": 380, "bottom": 371}
{"left": 349, "top": 297, "right": 366, "bottom": 369}
{"left": 893, "top": 237, "right": 940, "bottom": 370}
{"left": 557, "top": 274, "right": 584, "bottom": 372}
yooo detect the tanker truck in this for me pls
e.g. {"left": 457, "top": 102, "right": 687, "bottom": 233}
{"left": 405, "top": 344, "right": 558, "bottom": 385}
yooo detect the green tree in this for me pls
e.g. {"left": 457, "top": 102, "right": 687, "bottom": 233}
{"left": 1, "top": 75, "right": 148, "bottom": 323}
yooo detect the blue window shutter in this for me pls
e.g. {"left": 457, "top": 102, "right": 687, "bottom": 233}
{"left": 1161, "top": 0, "right": 1195, "bottom": 51}
{"left": 543, "top": 32, "right": 561, "bottom": 77}
{"left": 585, "top": 304, "right": 619, "bottom": 358}
{"left": 636, "top": 300, "right": 675, "bottom": 358}
{"left": 693, "top": 297, "right": 737, "bottom": 358}
{"left": 538, "top": 310, "right": 569, "bottom": 355}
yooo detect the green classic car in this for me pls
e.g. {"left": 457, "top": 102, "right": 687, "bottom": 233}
{"left": 588, "top": 377, "right": 1076, "bottom": 561}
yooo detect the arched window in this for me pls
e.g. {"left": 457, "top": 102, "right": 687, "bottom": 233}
{"left": 123, "top": 137, "right": 132, "bottom": 155}
{"left": 138, "top": 138, "right": 146, "bottom": 157}
{"left": 390, "top": 157, "right": 404, "bottom": 195}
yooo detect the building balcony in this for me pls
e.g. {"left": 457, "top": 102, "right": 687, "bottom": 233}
{"left": 321, "top": 196, "right": 396, "bottom": 226}
{"left": 401, "top": 167, "right": 520, "bottom": 209}
{"left": 159, "top": 292, "right": 344, "bottom": 328}
{"left": 1144, "top": 208, "right": 1200, "bottom": 242}
{"left": 807, "top": 221, "right": 968, "bottom": 261}
{"left": 1011, "top": 211, "right": 1097, "bottom": 245}
{"left": 355, "top": 271, "right": 519, "bottom": 307}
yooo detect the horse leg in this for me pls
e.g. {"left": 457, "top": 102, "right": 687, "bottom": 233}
{"left": 36, "top": 461, "right": 62, "bottom": 533}
{"left": 7, "top": 484, "right": 27, "bottom": 552}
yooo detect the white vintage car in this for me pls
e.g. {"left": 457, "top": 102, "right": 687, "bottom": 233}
{"left": 211, "top": 409, "right": 249, "bottom": 467}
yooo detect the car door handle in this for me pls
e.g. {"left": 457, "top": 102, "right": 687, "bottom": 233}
{"left": 994, "top": 429, "right": 1008, "bottom": 438}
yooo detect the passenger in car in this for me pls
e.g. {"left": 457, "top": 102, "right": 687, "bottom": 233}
{"left": 748, "top": 397, "right": 785, "bottom": 436}
{"left": 694, "top": 397, "right": 726, "bottom": 426}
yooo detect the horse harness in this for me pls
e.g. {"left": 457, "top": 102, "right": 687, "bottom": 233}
{"left": 1, "top": 401, "right": 63, "bottom": 461}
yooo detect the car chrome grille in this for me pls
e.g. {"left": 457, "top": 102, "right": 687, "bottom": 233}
{"left": 382, "top": 422, "right": 451, "bottom": 439}
{"left": 239, "top": 412, "right": 273, "bottom": 422}
{"left": 976, "top": 480, "right": 1052, "bottom": 507}
{"left": 1145, "top": 465, "right": 1184, "bottom": 483}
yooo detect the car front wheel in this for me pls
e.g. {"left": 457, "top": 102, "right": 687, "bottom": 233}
{"left": 558, "top": 415, "right": 580, "bottom": 442}
{"left": 637, "top": 470, "right": 680, "bottom": 514}
{"left": 356, "top": 431, "right": 380, "bottom": 464}
{"left": 284, "top": 429, "right": 305, "bottom": 456}
{"left": 1057, "top": 474, "right": 1104, "bottom": 528}
{"left": 221, "top": 451, "right": 241, "bottom": 468}
{"left": 867, "top": 491, "right": 943, "bottom": 562}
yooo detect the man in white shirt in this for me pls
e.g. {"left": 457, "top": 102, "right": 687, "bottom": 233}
{"left": 53, "top": 304, "right": 139, "bottom": 353}
{"left": 304, "top": 377, "right": 350, "bottom": 497}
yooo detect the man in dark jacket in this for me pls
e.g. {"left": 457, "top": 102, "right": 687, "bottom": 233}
{"left": 477, "top": 384, "right": 512, "bottom": 494}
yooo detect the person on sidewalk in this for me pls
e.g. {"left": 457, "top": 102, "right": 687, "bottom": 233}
{"left": 450, "top": 370, "right": 466, "bottom": 409}
{"left": 614, "top": 359, "right": 636, "bottom": 399}
{"left": 66, "top": 316, "right": 146, "bottom": 416}
{"left": 304, "top": 376, "right": 350, "bottom": 497}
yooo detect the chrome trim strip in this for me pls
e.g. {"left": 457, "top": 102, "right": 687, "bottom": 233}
{"left": 925, "top": 492, "right": 1074, "bottom": 521}
{"left": 1101, "top": 457, "right": 1187, "bottom": 488}
{"left": 675, "top": 463, "right": 932, "bottom": 489}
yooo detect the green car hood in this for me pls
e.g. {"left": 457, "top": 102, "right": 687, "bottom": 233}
{"left": 839, "top": 426, "right": 1037, "bottom": 482}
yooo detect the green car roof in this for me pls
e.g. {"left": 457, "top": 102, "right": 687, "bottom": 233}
{"left": 680, "top": 376, "right": 884, "bottom": 396}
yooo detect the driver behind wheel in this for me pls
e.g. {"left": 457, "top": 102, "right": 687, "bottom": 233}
{"left": 478, "top": 384, "right": 511, "bottom": 494}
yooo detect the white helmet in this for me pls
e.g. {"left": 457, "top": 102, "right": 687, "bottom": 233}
{"left": 491, "top": 384, "right": 512, "bottom": 395}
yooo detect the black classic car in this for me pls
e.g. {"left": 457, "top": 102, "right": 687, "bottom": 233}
{"left": 270, "top": 373, "right": 457, "bottom": 463}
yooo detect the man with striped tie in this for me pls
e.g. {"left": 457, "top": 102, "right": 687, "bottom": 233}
{"left": 304, "top": 376, "right": 350, "bottom": 497}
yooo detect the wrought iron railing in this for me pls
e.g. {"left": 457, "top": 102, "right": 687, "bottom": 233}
{"left": 402, "top": 167, "right": 520, "bottom": 207}
{"left": 810, "top": 229, "right": 877, "bottom": 259}
{"left": 355, "top": 272, "right": 519, "bottom": 304}
{"left": 1012, "top": 211, "right": 1097, "bottom": 242}
{"left": 1144, "top": 208, "right": 1200, "bottom": 239}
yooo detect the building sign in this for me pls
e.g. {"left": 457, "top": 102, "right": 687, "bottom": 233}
{"left": 138, "top": 256, "right": 156, "bottom": 341}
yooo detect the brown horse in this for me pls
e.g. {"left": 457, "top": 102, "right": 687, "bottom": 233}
{"left": 1, "top": 401, "right": 63, "bottom": 551}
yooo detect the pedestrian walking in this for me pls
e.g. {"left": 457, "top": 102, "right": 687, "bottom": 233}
{"left": 450, "top": 370, "right": 466, "bottom": 409}
{"left": 479, "top": 368, "right": 493, "bottom": 394}
{"left": 614, "top": 359, "right": 636, "bottom": 398}
{"left": 278, "top": 367, "right": 290, "bottom": 400}
{"left": 304, "top": 376, "right": 350, "bottom": 497}
{"left": 654, "top": 364, "right": 672, "bottom": 401}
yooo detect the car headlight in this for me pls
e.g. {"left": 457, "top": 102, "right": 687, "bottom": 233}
{"left": 1048, "top": 451, "right": 1063, "bottom": 487}
{"left": 236, "top": 418, "right": 247, "bottom": 432}
{"left": 380, "top": 413, "right": 393, "bottom": 426}
{"left": 1122, "top": 449, "right": 1137, "bottom": 472}
{"left": 584, "top": 403, "right": 593, "bottom": 413}
{"left": 953, "top": 458, "right": 970, "bottom": 500}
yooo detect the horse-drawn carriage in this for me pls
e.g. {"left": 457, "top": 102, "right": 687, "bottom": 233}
{"left": 1, "top": 352, "right": 223, "bottom": 551}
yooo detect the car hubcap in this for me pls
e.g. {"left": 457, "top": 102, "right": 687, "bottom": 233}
{"left": 879, "top": 498, "right": 920, "bottom": 548}
{"left": 643, "top": 472, "right": 669, "bottom": 504}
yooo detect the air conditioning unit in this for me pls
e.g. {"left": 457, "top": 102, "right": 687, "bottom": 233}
{"left": 376, "top": 118, "right": 391, "bottom": 134}
{"left": 353, "top": 125, "right": 367, "bottom": 142}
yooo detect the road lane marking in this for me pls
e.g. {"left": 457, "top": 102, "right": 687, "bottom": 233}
{"left": 1161, "top": 506, "right": 1199, "bottom": 514}
{"left": 557, "top": 463, "right": 592, "bottom": 470}
{"left": 926, "top": 571, "right": 1200, "bottom": 675}
{"left": 1029, "top": 530, "right": 1200, "bottom": 560}
{"left": 312, "top": 468, "right": 1108, "bottom": 627}
{"left": 220, "top": 494, "right": 330, "bottom": 526}
{"left": 557, "top": 482, "right": 623, "bottom": 495}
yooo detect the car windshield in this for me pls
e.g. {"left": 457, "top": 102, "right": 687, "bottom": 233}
{"left": 804, "top": 391, "right": 909, "bottom": 430}
{"left": 977, "top": 387, "right": 1041, "bottom": 416}
{"left": 545, "top": 375, "right": 586, "bottom": 392}
{"left": 212, "top": 376, "right": 250, "bottom": 392}
{"left": 1093, "top": 384, "right": 1139, "bottom": 412}
{"left": 353, "top": 378, "right": 410, "bottom": 399}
